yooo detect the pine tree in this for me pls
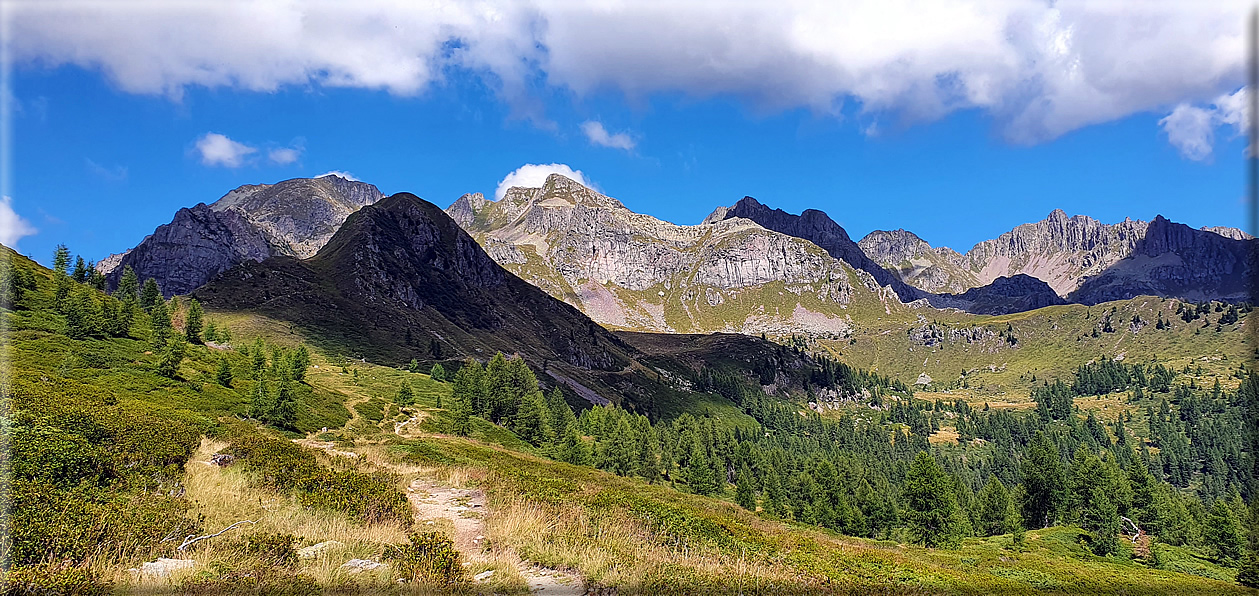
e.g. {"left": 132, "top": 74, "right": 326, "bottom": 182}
{"left": 510, "top": 391, "right": 552, "bottom": 446}
{"left": 251, "top": 338, "right": 267, "bottom": 377}
{"left": 735, "top": 465, "right": 757, "bottom": 510}
{"left": 429, "top": 337, "right": 443, "bottom": 359}
{"left": 71, "top": 256, "right": 88, "bottom": 283}
{"left": 976, "top": 477, "right": 1020, "bottom": 536}
{"left": 1236, "top": 501, "right": 1259, "bottom": 587}
{"left": 452, "top": 358, "right": 486, "bottom": 420}
{"left": 289, "top": 345, "right": 310, "bottom": 382}
{"left": 546, "top": 387, "right": 575, "bottom": 439}
{"left": 140, "top": 278, "right": 161, "bottom": 310}
{"left": 215, "top": 356, "right": 234, "bottom": 387}
{"left": 117, "top": 265, "right": 140, "bottom": 299}
{"left": 1205, "top": 499, "right": 1246, "bottom": 565}
{"left": 429, "top": 363, "right": 446, "bottom": 382}
{"left": 184, "top": 298, "right": 204, "bottom": 343}
{"left": 396, "top": 379, "right": 415, "bottom": 406}
{"left": 408, "top": 358, "right": 420, "bottom": 373}
{"left": 558, "top": 426, "right": 592, "bottom": 466}
{"left": 270, "top": 378, "right": 297, "bottom": 428}
{"left": 763, "top": 467, "right": 787, "bottom": 517}
{"left": 204, "top": 320, "right": 219, "bottom": 342}
{"left": 1020, "top": 431, "right": 1066, "bottom": 528}
{"left": 150, "top": 299, "right": 172, "bottom": 349}
{"left": 903, "top": 451, "right": 966, "bottom": 548}
{"left": 155, "top": 338, "right": 187, "bottom": 379}
{"left": 685, "top": 441, "right": 717, "bottom": 496}
{"left": 53, "top": 244, "right": 71, "bottom": 275}
{"left": 250, "top": 376, "right": 273, "bottom": 420}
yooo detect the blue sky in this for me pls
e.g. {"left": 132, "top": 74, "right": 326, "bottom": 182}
{"left": 3, "top": 2, "right": 1250, "bottom": 266}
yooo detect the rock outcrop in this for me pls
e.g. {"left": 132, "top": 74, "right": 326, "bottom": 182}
{"left": 1069, "top": 216, "right": 1255, "bottom": 304}
{"left": 927, "top": 274, "right": 1067, "bottom": 315}
{"left": 704, "top": 197, "right": 924, "bottom": 302}
{"left": 104, "top": 175, "right": 383, "bottom": 295}
{"left": 447, "top": 175, "right": 894, "bottom": 334}
{"left": 860, "top": 210, "right": 1254, "bottom": 305}
{"left": 857, "top": 229, "right": 978, "bottom": 294}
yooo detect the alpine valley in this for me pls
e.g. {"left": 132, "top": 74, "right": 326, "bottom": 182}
{"left": 9, "top": 172, "right": 1257, "bottom": 595}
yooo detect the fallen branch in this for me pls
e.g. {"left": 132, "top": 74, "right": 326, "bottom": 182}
{"left": 177, "top": 520, "right": 256, "bottom": 551}
{"left": 1120, "top": 516, "right": 1142, "bottom": 544}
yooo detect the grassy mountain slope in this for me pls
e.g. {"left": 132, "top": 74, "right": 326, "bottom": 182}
{"left": 5, "top": 249, "right": 1250, "bottom": 594}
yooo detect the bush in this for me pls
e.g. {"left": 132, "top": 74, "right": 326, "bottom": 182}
{"left": 2, "top": 562, "right": 112, "bottom": 596}
{"left": 227, "top": 431, "right": 411, "bottom": 525}
{"left": 179, "top": 560, "right": 318, "bottom": 596}
{"left": 383, "top": 532, "right": 465, "bottom": 585}
{"left": 245, "top": 532, "right": 298, "bottom": 567}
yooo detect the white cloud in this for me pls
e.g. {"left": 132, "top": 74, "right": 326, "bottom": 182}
{"left": 194, "top": 132, "right": 256, "bottom": 167}
{"left": 85, "top": 158, "right": 128, "bottom": 181}
{"left": 268, "top": 146, "right": 302, "bottom": 165}
{"left": 7, "top": 1, "right": 1249, "bottom": 146}
{"left": 494, "top": 163, "right": 590, "bottom": 201}
{"left": 317, "top": 170, "right": 359, "bottom": 181}
{"left": 1160, "top": 88, "right": 1248, "bottom": 161}
{"left": 581, "top": 121, "right": 635, "bottom": 151}
{"left": 0, "top": 196, "right": 37, "bottom": 249}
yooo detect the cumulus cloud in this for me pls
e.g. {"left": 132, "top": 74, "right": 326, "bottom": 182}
{"left": 494, "top": 163, "right": 590, "bottom": 201}
{"left": 1160, "top": 88, "right": 1248, "bottom": 161}
{"left": 194, "top": 132, "right": 256, "bottom": 167}
{"left": 318, "top": 170, "right": 359, "bottom": 181}
{"left": 0, "top": 196, "right": 37, "bottom": 249}
{"left": 581, "top": 121, "right": 635, "bottom": 151}
{"left": 7, "top": 1, "right": 1249, "bottom": 148}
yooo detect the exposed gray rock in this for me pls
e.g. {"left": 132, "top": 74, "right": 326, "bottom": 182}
{"left": 340, "top": 558, "right": 385, "bottom": 572}
{"left": 704, "top": 197, "right": 924, "bottom": 302}
{"left": 1070, "top": 216, "right": 1255, "bottom": 304}
{"left": 297, "top": 540, "right": 343, "bottom": 559}
{"left": 130, "top": 558, "right": 195, "bottom": 578}
{"left": 858, "top": 229, "right": 976, "bottom": 294}
{"left": 107, "top": 175, "right": 383, "bottom": 296}
{"left": 1202, "top": 225, "right": 1254, "bottom": 240}
{"left": 446, "top": 175, "right": 880, "bottom": 334}
{"left": 927, "top": 274, "right": 1067, "bottom": 315}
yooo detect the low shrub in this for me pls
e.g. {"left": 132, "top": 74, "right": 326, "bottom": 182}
{"left": 244, "top": 532, "right": 298, "bottom": 567}
{"left": 1, "top": 562, "right": 112, "bottom": 596}
{"left": 383, "top": 532, "right": 465, "bottom": 585}
{"left": 226, "top": 431, "right": 411, "bottom": 525}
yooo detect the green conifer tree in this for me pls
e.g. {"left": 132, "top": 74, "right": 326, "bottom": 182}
{"left": 149, "top": 299, "right": 172, "bottom": 349}
{"left": 903, "top": 451, "right": 965, "bottom": 548}
{"left": 184, "top": 298, "right": 204, "bottom": 343}
{"left": 735, "top": 465, "right": 757, "bottom": 511}
{"left": 396, "top": 379, "right": 415, "bottom": 406}
{"left": 429, "top": 362, "right": 446, "bottom": 382}
{"left": 140, "top": 278, "right": 161, "bottom": 310}
{"left": 215, "top": 356, "right": 234, "bottom": 387}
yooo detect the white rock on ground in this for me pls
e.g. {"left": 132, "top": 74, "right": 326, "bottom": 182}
{"left": 130, "top": 558, "right": 195, "bottom": 578}
{"left": 474, "top": 570, "right": 495, "bottom": 581}
{"left": 297, "top": 540, "right": 343, "bottom": 559}
{"left": 340, "top": 559, "right": 385, "bottom": 572}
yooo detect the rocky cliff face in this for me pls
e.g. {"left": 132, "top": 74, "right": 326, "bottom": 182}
{"left": 927, "top": 274, "right": 1066, "bottom": 315}
{"left": 963, "top": 209, "right": 1148, "bottom": 296}
{"left": 1070, "top": 216, "right": 1255, "bottom": 304}
{"left": 860, "top": 210, "right": 1254, "bottom": 305}
{"left": 448, "top": 174, "right": 897, "bottom": 335}
{"left": 104, "top": 175, "right": 383, "bottom": 295}
{"left": 857, "top": 229, "right": 977, "bottom": 294}
{"left": 703, "top": 197, "right": 924, "bottom": 302}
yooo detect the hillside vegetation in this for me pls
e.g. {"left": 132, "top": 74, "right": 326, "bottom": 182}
{"left": 4, "top": 246, "right": 1258, "bottom": 595}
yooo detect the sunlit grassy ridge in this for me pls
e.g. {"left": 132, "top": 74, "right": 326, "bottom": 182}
{"left": 4, "top": 247, "right": 1254, "bottom": 594}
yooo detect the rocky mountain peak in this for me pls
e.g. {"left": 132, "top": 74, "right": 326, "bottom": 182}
{"left": 705, "top": 197, "right": 922, "bottom": 302}
{"left": 104, "top": 175, "right": 384, "bottom": 296}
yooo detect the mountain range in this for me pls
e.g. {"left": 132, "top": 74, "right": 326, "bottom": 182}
{"left": 100, "top": 174, "right": 1253, "bottom": 339}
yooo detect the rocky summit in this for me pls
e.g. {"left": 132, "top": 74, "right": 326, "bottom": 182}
{"left": 446, "top": 174, "right": 900, "bottom": 335}
{"left": 860, "top": 209, "right": 1255, "bottom": 305}
{"left": 102, "top": 175, "right": 383, "bottom": 295}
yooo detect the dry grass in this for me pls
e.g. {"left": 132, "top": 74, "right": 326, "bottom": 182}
{"left": 109, "top": 438, "right": 413, "bottom": 592}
